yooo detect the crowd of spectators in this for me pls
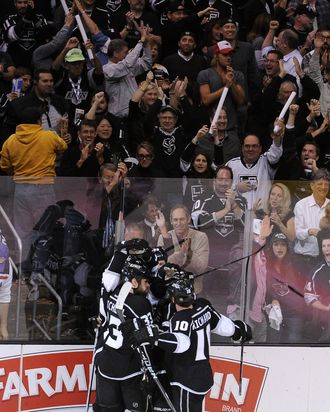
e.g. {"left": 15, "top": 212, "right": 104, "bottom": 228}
{"left": 0, "top": 0, "right": 330, "bottom": 344}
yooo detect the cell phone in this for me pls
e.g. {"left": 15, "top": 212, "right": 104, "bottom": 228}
{"left": 60, "top": 115, "right": 69, "bottom": 138}
{"left": 12, "top": 79, "right": 23, "bottom": 96}
{"left": 253, "top": 219, "right": 262, "bottom": 235}
{"left": 240, "top": 175, "right": 258, "bottom": 190}
{"left": 74, "top": 108, "right": 85, "bottom": 126}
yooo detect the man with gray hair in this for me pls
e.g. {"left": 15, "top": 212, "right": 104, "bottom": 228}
{"left": 157, "top": 204, "right": 209, "bottom": 276}
{"left": 102, "top": 24, "right": 152, "bottom": 118}
{"left": 294, "top": 168, "right": 330, "bottom": 269}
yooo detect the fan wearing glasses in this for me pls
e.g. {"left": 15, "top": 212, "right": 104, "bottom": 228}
{"left": 129, "top": 141, "right": 164, "bottom": 177}
{"left": 128, "top": 141, "right": 165, "bottom": 202}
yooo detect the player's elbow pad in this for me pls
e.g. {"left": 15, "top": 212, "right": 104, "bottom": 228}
{"left": 158, "top": 332, "right": 190, "bottom": 353}
{"left": 173, "top": 332, "right": 190, "bottom": 353}
{"left": 102, "top": 269, "right": 120, "bottom": 292}
{"left": 212, "top": 314, "right": 236, "bottom": 337}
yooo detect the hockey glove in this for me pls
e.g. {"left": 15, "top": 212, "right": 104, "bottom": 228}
{"left": 150, "top": 278, "right": 167, "bottom": 299}
{"left": 231, "top": 320, "right": 253, "bottom": 342}
{"left": 116, "top": 239, "right": 149, "bottom": 255}
{"left": 102, "top": 268, "right": 120, "bottom": 292}
{"left": 120, "top": 318, "right": 144, "bottom": 347}
{"left": 151, "top": 247, "right": 168, "bottom": 264}
{"left": 133, "top": 323, "right": 159, "bottom": 347}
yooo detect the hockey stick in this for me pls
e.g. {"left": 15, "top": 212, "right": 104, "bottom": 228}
{"left": 194, "top": 244, "right": 265, "bottom": 279}
{"left": 85, "top": 283, "right": 132, "bottom": 411}
{"left": 85, "top": 318, "right": 100, "bottom": 412}
{"left": 164, "top": 238, "right": 185, "bottom": 253}
{"left": 115, "top": 282, "right": 176, "bottom": 412}
{"left": 273, "top": 277, "right": 304, "bottom": 298}
{"left": 115, "top": 175, "right": 126, "bottom": 245}
{"left": 239, "top": 254, "right": 250, "bottom": 396}
{"left": 116, "top": 281, "right": 132, "bottom": 313}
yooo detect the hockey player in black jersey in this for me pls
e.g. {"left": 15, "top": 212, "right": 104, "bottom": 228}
{"left": 101, "top": 238, "right": 167, "bottom": 294}
{"left": 94, "top": 255, "right": 189, "bottom": 412}
{"left": 131, "top": 276, "right": 252, "bottom": 412}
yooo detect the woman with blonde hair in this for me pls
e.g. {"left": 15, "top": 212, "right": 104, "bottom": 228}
{"left": 127, "top": 71, "right": 163, "bottom": 153}
{"left": 256, "top": 183, "right": 296, "bottom": 242}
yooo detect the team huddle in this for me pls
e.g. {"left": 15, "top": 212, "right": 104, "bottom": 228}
{"left": 92, "top": 238, "right": 252, "bottom": 412}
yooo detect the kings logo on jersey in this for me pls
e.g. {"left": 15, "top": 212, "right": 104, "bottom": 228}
{"left": 205, "top": 356, "right": 268, "bottom": 412}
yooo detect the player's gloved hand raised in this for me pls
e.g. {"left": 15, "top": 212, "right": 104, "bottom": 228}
{"left": 116, "top": 239, "right": 150, "bottom": 255}
{"left": 133, "top": 322, "right": 159, "bottom": 347}
{"left": 102, "top": 269, "right": 120, "bottom": 292}
{"left": 150, "top": 278, "right": 167, "bottom": 299}
{"left": 151, "top": 247, "right": 168, "bottom": 264}
{"left": 231, "top": 320, "right": 252, "bottom": 342}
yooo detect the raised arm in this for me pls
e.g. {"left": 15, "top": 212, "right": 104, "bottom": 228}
{"left": 180, "top": 126, "right": 209, "bottom": 172}
{"left": 131, "top": 71, "right": 154, "bottom": 103}
{"left": 74, "top": 0, "right": 100, "bottom": 35}
{"left": 52, "top": 36, "right": 80, "bottom": 71}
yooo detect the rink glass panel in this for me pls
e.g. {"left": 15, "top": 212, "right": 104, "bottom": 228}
{"left": 0, "top": 176, "right": 326, "bottom": 345}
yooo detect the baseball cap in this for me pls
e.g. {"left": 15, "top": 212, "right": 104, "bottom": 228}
{"left": 64, "top": 48, "right": 86, "bottom": 63}
{"left": 159, "top": 105, "right": 178, "bottom": 116}
{"left": 213, "top": 40, "right": 233, "bottom": 55}
{"left": 153, "top": 67, "right": 169, "bottom": 79}
{"left": 270, "top": 232, "right": 289, "bottom": 245}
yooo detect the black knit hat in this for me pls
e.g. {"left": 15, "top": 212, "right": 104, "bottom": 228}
{"left": 179, "top": 31, "right": 196, "bottom": 41}
{"left": 167, "top": 0, "right": 185, "bottom": 12}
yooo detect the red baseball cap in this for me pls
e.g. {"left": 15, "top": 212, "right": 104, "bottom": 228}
{"left": 212, "top": 40, "right": 233, "bottom": 56}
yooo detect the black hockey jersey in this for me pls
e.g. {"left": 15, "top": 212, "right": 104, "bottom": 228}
{"left": 95, "top": 288, "right": 154, "bottom": 380}
{"left": 165, "top": 298, "right": 236, "bottom": 394}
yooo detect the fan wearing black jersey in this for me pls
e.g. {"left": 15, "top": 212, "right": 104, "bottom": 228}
{"left": 131, "top": 276, "right": 252, "bottom": 412}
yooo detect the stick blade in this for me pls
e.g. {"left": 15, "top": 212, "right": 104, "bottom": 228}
{"left": 115, "top": 281, "right": 132, "bottom": 311}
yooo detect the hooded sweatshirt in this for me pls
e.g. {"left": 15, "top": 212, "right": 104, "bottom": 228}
{"left": 0, "top": 124, "right": 67, "bottom": 184}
